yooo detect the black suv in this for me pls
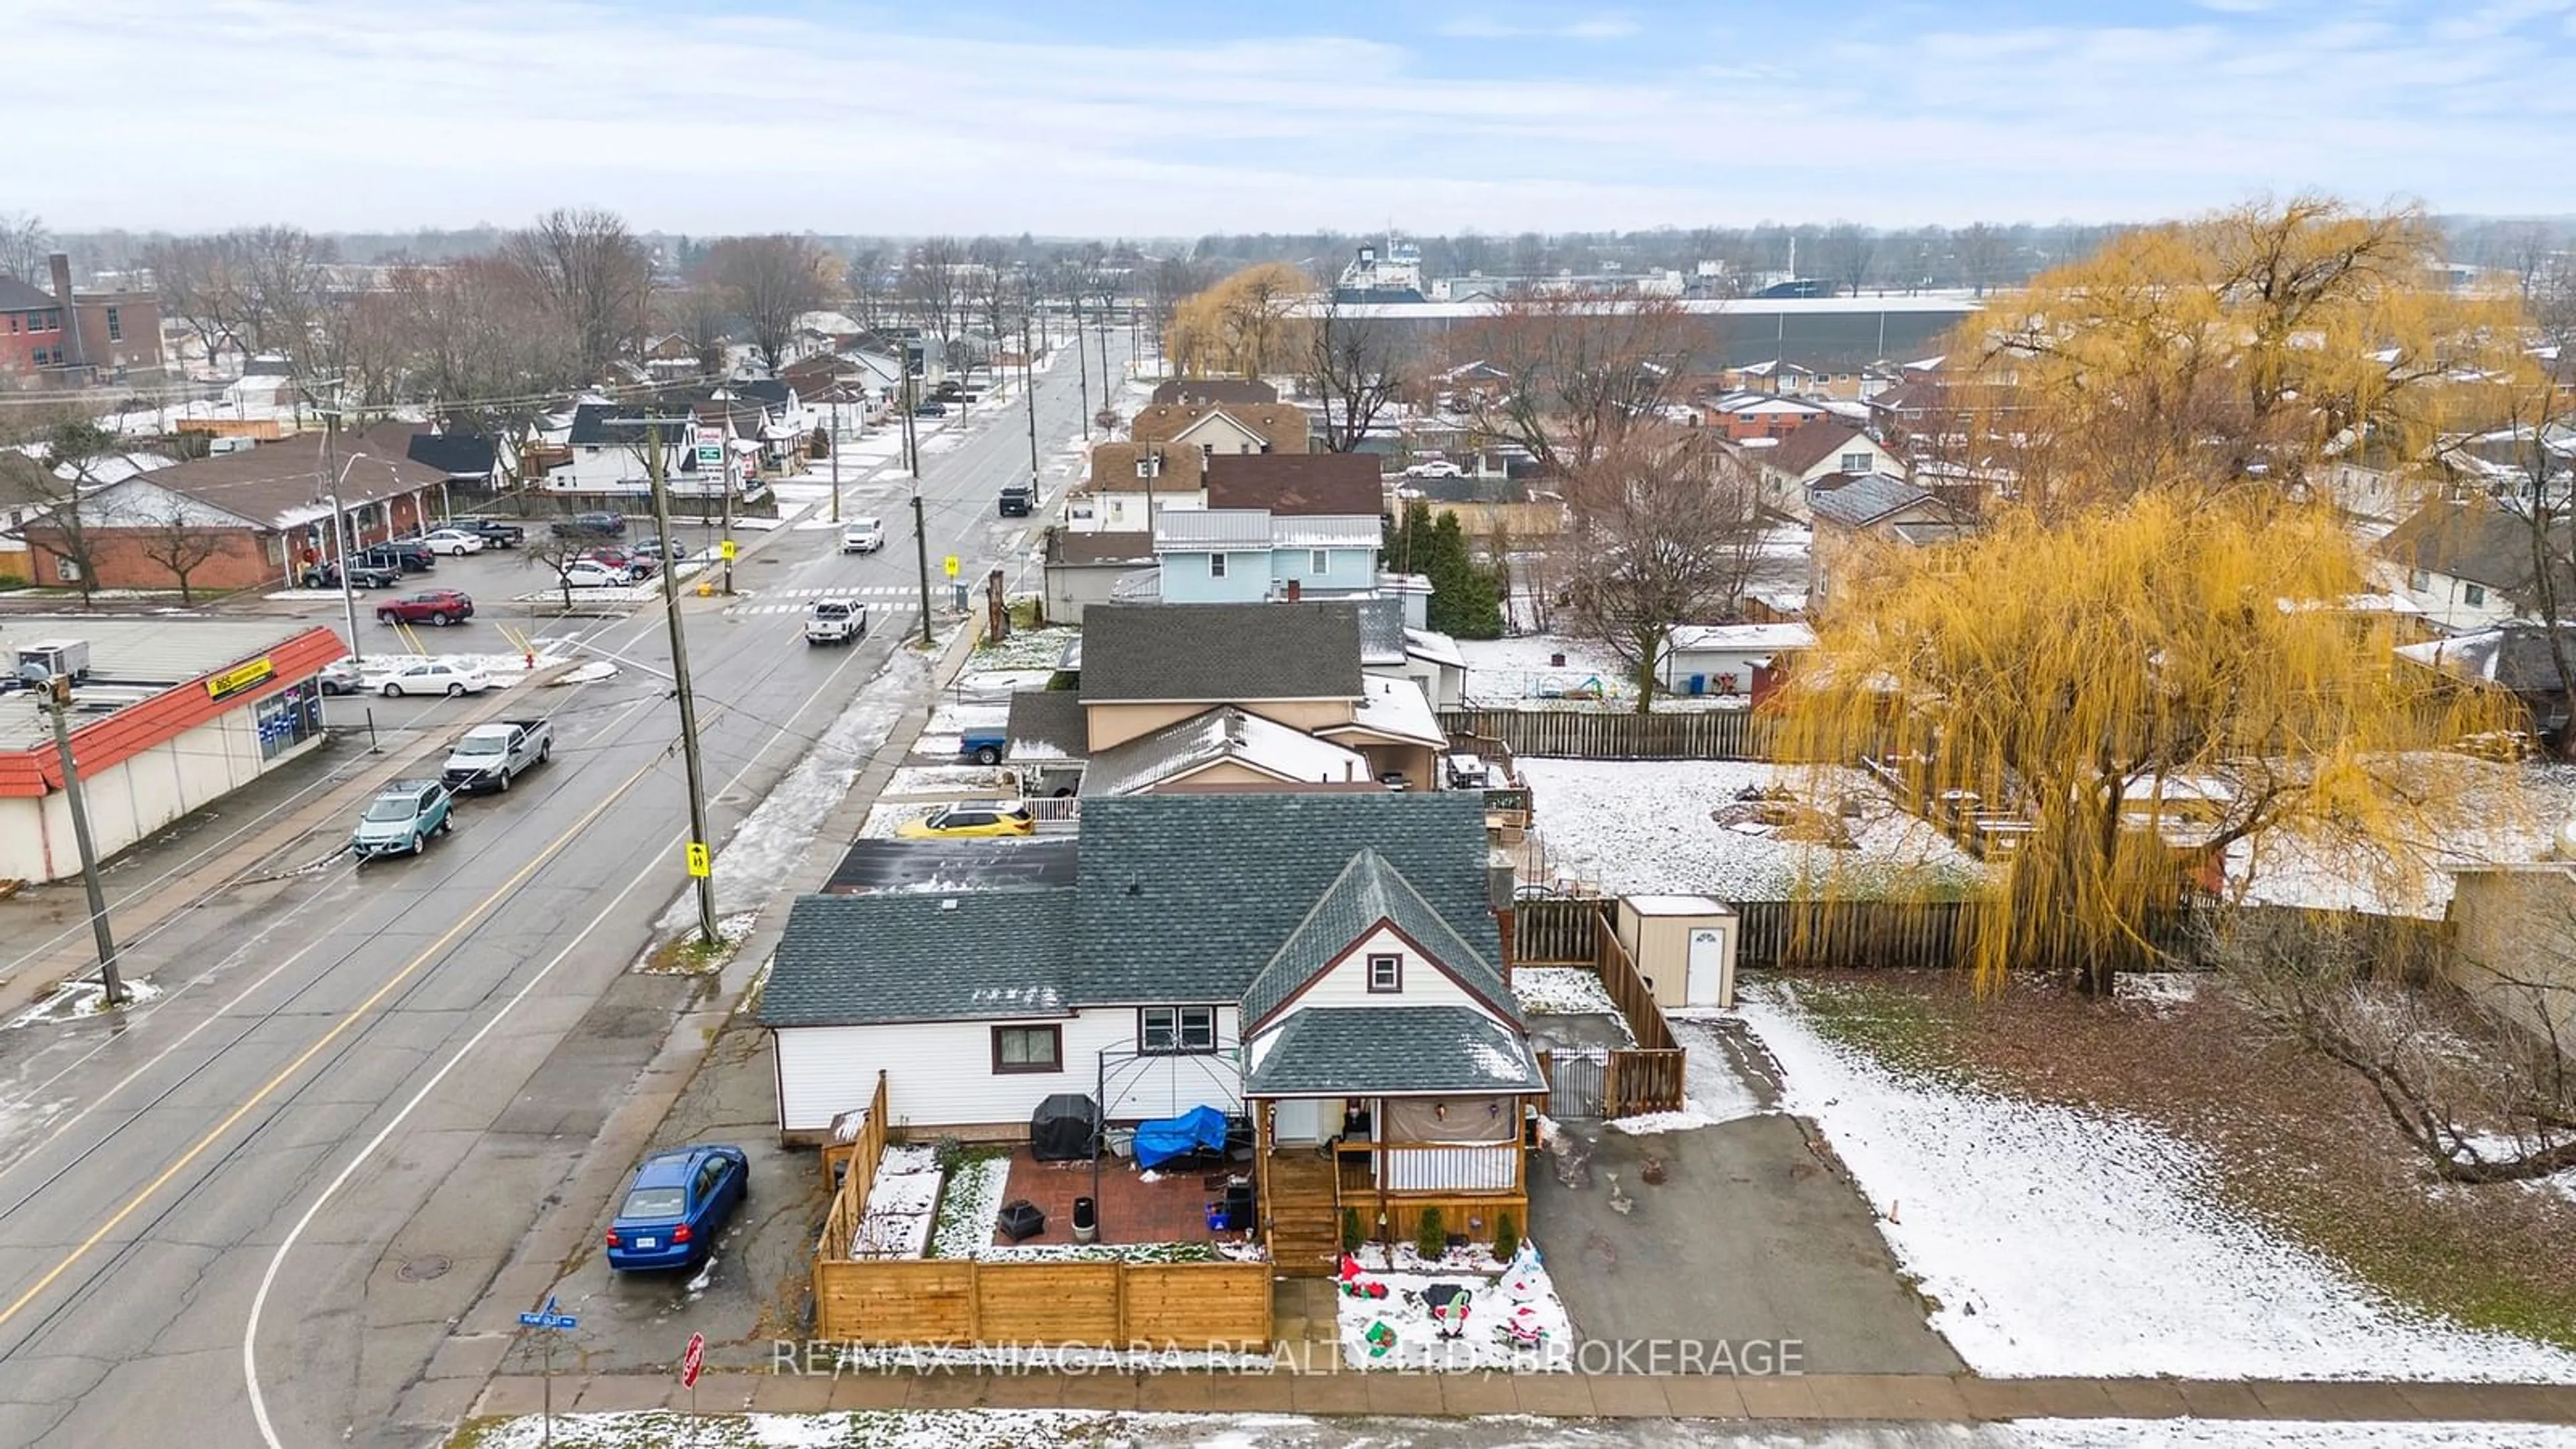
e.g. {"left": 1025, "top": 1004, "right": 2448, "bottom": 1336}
{"left": 363, "top": 540, "right": 437, "bottom": 573}
{"left": 998, "top": 483, "right": 1034, "bottom": 517}
{"left": 453, "top": 518, "right": 525, "bottom": 548}
{"left": 302, "top": 559, "right": 401, "bottom": 590}
{"left": 551, "top": 511, "right": 627, "bottom": 539}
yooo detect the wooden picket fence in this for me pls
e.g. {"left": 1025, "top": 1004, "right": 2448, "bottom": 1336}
{"left": 816, "top": 1072, "right": 890, "bottom": 1266}
{"left": 1438, "top": 708, "right": 1783, "bottom": 761}
{"left": 1509, "top": 897, "right": 1607, "bottom": 964}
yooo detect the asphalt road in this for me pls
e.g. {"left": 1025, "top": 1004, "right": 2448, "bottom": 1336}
{"left": 0, "top": 341, "right": 1119, "bottom": 1447}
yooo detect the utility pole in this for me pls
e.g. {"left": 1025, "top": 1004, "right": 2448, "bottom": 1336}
{"left": 1073, "top": 287, "right": 1090, "bottom": 440}
{"left": 1022, "top": 313, "right": 1039, "bottom": 481}
{"left": 900, "top": 370, "right": 920, "bottom": 481}
{"left": 40, "top": 676, "right": 124, "bottom": 1005}
{"left": 910, "top": 492, "right": 934, "bottom": 647}
{"left": 1096, "top": 295, "right": 1112, "bottom": 403}
{"left": 829, "top": 394, "right": 843, "bottom": 525}
{"left": 645, "top": 423, "right": 721, "bottom": 947}
{"left": 720, "top": 419, "right": 737, "bottom": 596}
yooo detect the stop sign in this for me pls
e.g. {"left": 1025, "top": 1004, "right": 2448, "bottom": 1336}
{"left": 680, "top": 1331, "right": 706, "bottom": 1388}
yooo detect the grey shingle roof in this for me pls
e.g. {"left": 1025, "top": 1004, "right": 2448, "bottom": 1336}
{"left": 0, "top": 275, "right": 57, "bottom": 311}
{"left": 1808, "top": 472, "right": 1933, "bottom": 528}
{"left": 759, "top": 888, "right": 1075, "bottom": 1026}
{"left": 1070, "top": 792, "right": 1496, "bottom": 1005}
{"left": 1006, "top": 689, "right": 1089, "bottom": 763}
{"left": 1077, "top": 602, "right": 1364, "bottom": 704}
{"left": 1240, "top": 850, "right": 1512, "bottom": 1029}
{"left": 822, "top": 838, "right": 1079, "bottom": 895}
{"left": 1244, "top": 1006, "right": 1545, "bottom": 1095}
{"left": 2377, "top": 499, "right": 2571, "bottom": 596}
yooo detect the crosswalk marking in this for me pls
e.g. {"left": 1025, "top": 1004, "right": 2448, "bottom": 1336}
{"left": 727, "top": 600, "right": 923, "bottom": 617}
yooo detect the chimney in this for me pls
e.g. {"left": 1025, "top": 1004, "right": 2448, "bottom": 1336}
{"left": 47, "top": 254, "right": 84, "bottom": 372}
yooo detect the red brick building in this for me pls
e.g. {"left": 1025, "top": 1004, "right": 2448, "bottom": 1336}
{"left": 0, "top": 273, "right": 70, "bottom": 382}
{"left": 0, "top": 254, "right": 164, "bottom": 386}
{"left": 22, "top": 426, "right": 453, "bottom": 593}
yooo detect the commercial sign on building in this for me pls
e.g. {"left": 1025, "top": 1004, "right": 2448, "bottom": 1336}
{"left": 204, "top": 657, "right": 276, "bottom": 700}
{"left": 694, "top": 427, "right": 725, "bottom": 472}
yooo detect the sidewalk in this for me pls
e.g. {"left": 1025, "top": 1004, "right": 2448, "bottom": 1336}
{"left": 474, "top": 1368, "right": 2576, "bottom": 1424}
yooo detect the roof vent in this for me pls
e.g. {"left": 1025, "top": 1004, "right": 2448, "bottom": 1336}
{"left": 939, "top": 898, "right": 959, "bottom": 911}
{"left": 1126, "top": 877, "right": 1143, "bottom": 897}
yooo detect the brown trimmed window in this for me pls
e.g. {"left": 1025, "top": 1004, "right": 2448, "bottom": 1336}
{"left": 992, "top": 1025, "right": 1061, "bottom": 1073}
{"left": 1367, "top": 954, "right": 1403, "bottom": 993}
{"left": 1140, "top": 1005, "right": 1216, "bottom": 1055}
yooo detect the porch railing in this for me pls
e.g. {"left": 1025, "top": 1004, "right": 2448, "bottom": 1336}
{"left": 1334, "top": 1140, "right": 1521, "bottom": 1195}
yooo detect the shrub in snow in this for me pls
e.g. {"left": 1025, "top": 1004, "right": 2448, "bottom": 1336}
{"left": 1494, "top": 1209, "right": 1520, "bottom": 1263}
{"left": 1413, "top": 1206, "right": 1446, "bottom": 1260}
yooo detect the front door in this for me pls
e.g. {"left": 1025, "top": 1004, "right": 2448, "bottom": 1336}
{"left": 1273, "top": 1097, "right": 1323, "bottom": 1144}
{"left": 1687, "top": 926, "right": 1726, "bottom": 1006}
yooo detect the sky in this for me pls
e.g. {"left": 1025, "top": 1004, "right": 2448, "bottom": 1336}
{"left": 19, "top": 0, "right": 2576, "bottom": 236}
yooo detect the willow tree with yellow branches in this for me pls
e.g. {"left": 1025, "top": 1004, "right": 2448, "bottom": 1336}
{"left": 1959, "top": 197, "right": 2520, "bottom": 513}
{"left": 1777, "top": 492, "right": 2507, "bottom": 994}
{"left": 1165, "top": 262, "right": 1315, "bottom": 379}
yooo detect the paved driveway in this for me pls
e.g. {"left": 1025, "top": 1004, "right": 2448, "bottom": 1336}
{"left": 1531, "top": 1018, "right": 1963, "bottom": 1375}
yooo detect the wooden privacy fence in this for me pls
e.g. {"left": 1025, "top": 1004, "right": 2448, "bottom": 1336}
{"left": 1729, "top": 898, "right": 2428, "bottom": 971}
{"left": 1439, "top": 708, "right": 1784, "bottom": 761}
{"left": 816, "top": 1072, "right": 891, "bottom": 1265}
{"left": 1594, "top": 920, "right": 1686, "bottom": 1116}
{"left": 1510, "top": 897, "right": 1605, "bottom": 964}
{"left": 810, "top": 1258, "right": 1273, "bottom": 1347}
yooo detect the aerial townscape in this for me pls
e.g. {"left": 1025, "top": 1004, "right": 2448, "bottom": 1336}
{"left": 5, "top": 5, "right": 2576, "bottom": 1448}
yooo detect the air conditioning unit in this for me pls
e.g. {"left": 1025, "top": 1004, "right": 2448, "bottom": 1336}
{"left": 17, "top": 639, "right": 91, "bottom": 682}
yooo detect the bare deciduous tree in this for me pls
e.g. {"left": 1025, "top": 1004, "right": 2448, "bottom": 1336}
{"left": 2223, "top": 910, "right": 2576, "bottom": 1184}
{"left": 846, "top": 245, "right": 892, "bottom": 332}
{"left": 504, "top": 208, "right": 653, "bottom": 377}
{"left": 900, "top": 237, "right": 965, "bottom": 369}
{"left": 1562, "top": 436, "right": 1768, "bottom": 712}
{"left": 1957, "top": 223, "right": 2010, "bottom": 299}
{"left": 0, "top": 211, "right": 51, "bottom": 283}
{"left": 1447, "top": 287, "right": 1701, "bottom": 478}
{"left": 133, "top": 500, "right": 230, "bottom": 604}
{"left": 655, "top": 280, "right": 737, "bottom": 375}
{"left": 1819, "top": 221, "right": 1874, "bottom": 297}
{"left": 708, "top": 235, "right": 830, "bottom": 372}
{"left": 1305, "top": 289, "right": 1407, "bottom": 452}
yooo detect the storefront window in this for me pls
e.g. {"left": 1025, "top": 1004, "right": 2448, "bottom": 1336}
{"left": 256, "top": 682, "right": 323, "bottom": 761}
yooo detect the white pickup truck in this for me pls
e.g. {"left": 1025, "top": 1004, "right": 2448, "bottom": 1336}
{"left": 441, "top": 718, "right": 553, "bottom": 794}
{"left": 804, "top": 598, "right": 869, "bottom": 645}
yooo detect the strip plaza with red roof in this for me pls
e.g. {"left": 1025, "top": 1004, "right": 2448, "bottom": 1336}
{"left": 0, "top": 617, "right": 347, "bottom": 883}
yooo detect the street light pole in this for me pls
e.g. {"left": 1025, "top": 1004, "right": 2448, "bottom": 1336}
{"left": 316, "top": 426, "right": 368, "bottom": 665}
{"left": 1022, "top": 313, "right": 1039, "bottom": 482}
{"left": 645, "top": 424, "right": 720, "bottom": 947}
{"left": 1072, "top": 287, "right": 1090, "bottom": 440}
{"left": 40, "top": 676, "right": 124, "bottom": 1005}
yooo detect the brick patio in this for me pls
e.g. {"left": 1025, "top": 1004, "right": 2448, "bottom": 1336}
{"left": 989, "top": 1146, "right": 1256, "bottom": 1249}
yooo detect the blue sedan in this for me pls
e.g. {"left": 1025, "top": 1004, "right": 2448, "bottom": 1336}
{"left": 605, "top": 1144, "right": 749, "bottom": 1271}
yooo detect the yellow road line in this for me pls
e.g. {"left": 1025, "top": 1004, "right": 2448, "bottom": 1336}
{"left": 0, "top": 749, "right": 665, "bottom": 1336}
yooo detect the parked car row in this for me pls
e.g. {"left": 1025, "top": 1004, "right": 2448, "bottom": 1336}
{"left": 350, "top": 716, "right": 557, "bottom": 862}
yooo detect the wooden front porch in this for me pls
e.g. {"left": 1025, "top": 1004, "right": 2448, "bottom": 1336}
{"left": 1250, "top": 1099, "right": 1533, "bottom": 1276}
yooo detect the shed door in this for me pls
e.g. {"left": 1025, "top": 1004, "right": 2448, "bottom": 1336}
{"left": 1687, "top": 927, "right": 1727, "bottom": 1006}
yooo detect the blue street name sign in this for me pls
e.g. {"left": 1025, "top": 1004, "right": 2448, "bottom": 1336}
{"left": 517, "top": 1294, "right": 579, "bottom": 1331}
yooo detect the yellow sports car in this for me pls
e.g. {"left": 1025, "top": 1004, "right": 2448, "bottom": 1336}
{"left": 896, "top": 801, "right": 1037, "bottom": 838}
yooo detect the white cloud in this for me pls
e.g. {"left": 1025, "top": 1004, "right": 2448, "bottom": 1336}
{"left": 1436, "top": 13, "right": 1640, "bottom": 40}
{"left": 15, "top": 0, "right": 2575, "bottom": 233}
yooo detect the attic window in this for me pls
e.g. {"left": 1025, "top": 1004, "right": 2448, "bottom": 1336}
{"left": 2463, "top": 582, "right": 2487, "bottom": 608}
{"left": 1367, "top": 954, "right": 1402, "bottom": 993}
{"left": 1840, "top": 451, "right": 1872, "bottom": 472}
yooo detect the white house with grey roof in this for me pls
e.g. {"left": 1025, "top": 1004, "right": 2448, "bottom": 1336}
{"left": 758, "top": 792, "right": 1543, "bottom": 1271}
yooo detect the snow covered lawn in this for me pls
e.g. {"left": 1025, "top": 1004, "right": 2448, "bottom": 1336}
{"left": 1518, "top": 757, "right": 1988, "bottom": 900}
{"left": 972, "top": 625, "right": 1078, "bottom": 672}
{"left": 1738, "top": 981, "right": 2576, "bottom": 1382}
{"left": 1334, "top": 1242, "right": 1575, "bottom": 1372}
{"left": 927, "top": 1155, "right": 1012, "bottom": 1258}
{"left": 1511, "top": 966, "right": 1624, "bottom": 1019}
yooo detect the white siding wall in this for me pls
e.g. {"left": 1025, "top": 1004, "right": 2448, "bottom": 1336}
{"left": 775, "top": 1005, "right": 1244, "bottom": 1135}
{"left": 1267, "top": 924, "right": 1499, "bottom": 1022}
{"left": 0, "top": 708, "right": 307, "bottom": 884}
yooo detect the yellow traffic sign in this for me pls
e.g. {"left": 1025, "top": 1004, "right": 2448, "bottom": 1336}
{"left": 685, "top": 842, "right": 711, "bottom": 877}
{"left": 718, "top": 539, "right": 737, "bottom": 561}
{"left": 943, "top": 554, "right": 961, "bottom": 578}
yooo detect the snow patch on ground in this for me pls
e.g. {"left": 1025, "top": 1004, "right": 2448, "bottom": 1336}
{"left": 1517, "top": 757, "right": 1988, "bottom": 900}
{"left": 927, "top": 1155, "right": 1012, "bottom": 1258}
{"left": 2114, "top": 972, "right": 2204, "bottom": 1014}
{"left": 655, "top": 648, "right": 922, "bottom": 930}
{"left": 1336, "top": 1242, "right": 1575, "bottom": 1371}
{"left": 926, "top": 698, "right": 1008, "bottom": 734}
{"left": 971, "top": 625, "right": 1078, "bottom": 672}
{"left": 553, "top": 660, "right": 620, "bottom": 685}
{"left": 853, "top": 1144, "right": 942, "bottom": 1258}
{"left": 1511, "top": 967, "right": 1623, "bottom": 1019}
{"left": 1739, "top": 980, "right": 2576, "bottom": 1382}
{"left": 7, "top": 975, "right": 164, "bottom": 1028}
{"left": 1605, "top": 1018, "right": 1768, "bottom": 1134}
{"left": 956, "top": 667, "right": 1059, "bottom": 696}
{"left": 883, "top": 764, "right": 1014, "bottom": 797}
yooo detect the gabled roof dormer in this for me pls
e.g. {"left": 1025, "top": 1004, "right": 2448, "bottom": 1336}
{"left": 1239, "top": 849, "right": 1518, "bottom": 1034}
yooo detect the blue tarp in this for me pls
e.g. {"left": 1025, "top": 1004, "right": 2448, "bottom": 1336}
{"left": 1132, "top": 1106, "right": 1228, "bottom": 1170}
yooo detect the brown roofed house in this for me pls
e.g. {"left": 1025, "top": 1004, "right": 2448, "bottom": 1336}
{"left": 1129, "top": 401, "right": 1311, "bottom": 454}
{"left": 1150, "top": 378, "right": 1280, "bottom": 408}
{"left": 1205, "top": 453, "right": 1385, "bottom": 517}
